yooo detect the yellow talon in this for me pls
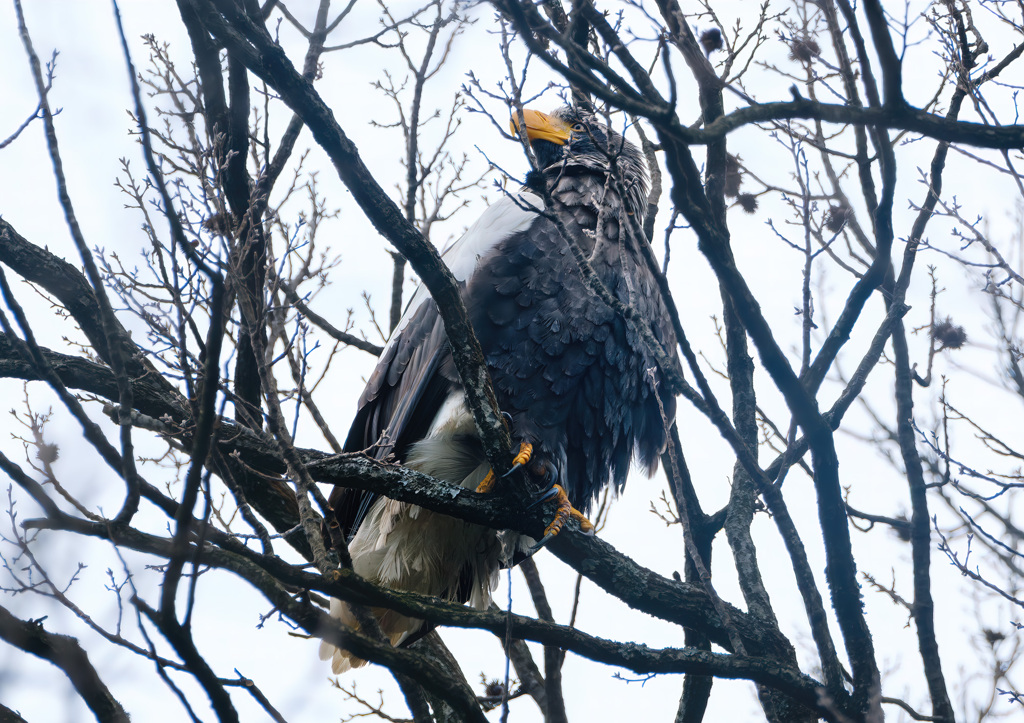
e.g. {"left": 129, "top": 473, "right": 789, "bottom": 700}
{"left": 476, "top": 470, "right": 497, "bottom": 494}
{"left": 511, "top": 441, "right": 533, "bottom": 468}
{"left": 474, "top": 444, "right": 592, "bottom": 542}
{"left": 542, "top": 484, "right": 572, "bottom": 538}
{"left": 476, "top": 442, "right": 534, "bottom": 494}
{"left": 541, "top": 484, "right": 595, "bottom": 539}
{"left": 570, "top": 506, "right": 596, "bottom": 534}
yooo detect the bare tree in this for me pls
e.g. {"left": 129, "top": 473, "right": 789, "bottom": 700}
{"left": 2, "top": 1, "right": 1024, "bottom": 721}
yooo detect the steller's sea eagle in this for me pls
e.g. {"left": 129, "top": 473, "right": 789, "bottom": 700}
{"left": 319, "top": 106, "right": 678, "bottom": 673}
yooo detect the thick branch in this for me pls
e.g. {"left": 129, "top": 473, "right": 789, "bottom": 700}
{"left": 0, "top": 219, "right": 186, "bottom": 415}
{"left": 303, "top": 454, "right": 793, "bottom": 659}
{"left": 0, "top": 604, "right": 130, "bottom": 723}
{"left": 24, "top": 512, "right": 843, "bottom": 718}
{"left": 182, "top": 0, "right": 513, "bottom": 475}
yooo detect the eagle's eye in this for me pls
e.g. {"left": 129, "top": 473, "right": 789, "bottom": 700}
{"left": 571, "top": 122, "right": 586, "bottom": 132}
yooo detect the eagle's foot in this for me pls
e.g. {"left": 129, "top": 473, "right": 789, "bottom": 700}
{"left": 530, "top": 484, "right": 595, "bottom": 553}
{"left": 476, "top": 442, "right": 534, "bottom": 494}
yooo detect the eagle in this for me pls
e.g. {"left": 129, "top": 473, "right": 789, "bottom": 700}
{"left": 320, "top": 106, "right": 678, "bottom": 673}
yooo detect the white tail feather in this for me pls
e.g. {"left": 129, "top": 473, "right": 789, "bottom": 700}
{"left": 319, "top": 395, "right": 528, "bottom": 672}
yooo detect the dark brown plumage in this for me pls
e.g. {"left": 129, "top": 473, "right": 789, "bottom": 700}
{"left": 320, "top": 107, "right": 677, "bottom": 672}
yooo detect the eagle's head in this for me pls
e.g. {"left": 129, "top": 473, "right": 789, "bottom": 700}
{"left": 511, "top": 106, "right": 649, "bottom": 219}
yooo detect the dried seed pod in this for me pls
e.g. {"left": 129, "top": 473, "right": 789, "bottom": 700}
{"left": 823, "top": 204, "right": 852, "bottom": 233}
{"left": 484, "top": 679, "right": 506, "bottom": 698}
{"left": 933, "top": 317, "right": 968, "bottom": 350}
{"left": 789, "top": 36, "right": 821, "bottom": 63}
{"left": 983, "top": 629, "right": 1006, "bottom": 646}
{"left": 700, "top": 28, "right": 723, "bottom": 56}
{"left": 202, "top": 211, "right": 236, "bottom": 235}
{"left": 36, "top": 443, "right": 59, "bottom": 465}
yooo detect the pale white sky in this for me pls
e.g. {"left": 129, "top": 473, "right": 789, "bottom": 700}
{"left": 0, "top": 1, "right": 1020, "bottom": 721}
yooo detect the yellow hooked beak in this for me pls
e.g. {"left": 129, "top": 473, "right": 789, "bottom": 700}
{"left": 510, "top": 109, "right": 572, "bottom": 145}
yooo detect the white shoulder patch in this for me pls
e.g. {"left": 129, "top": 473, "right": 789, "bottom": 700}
{"left": 390, "top": 191, "right": 541, "bottom": 340}
{"left": 440, "top": 191, "right": 540, "bottom": 282}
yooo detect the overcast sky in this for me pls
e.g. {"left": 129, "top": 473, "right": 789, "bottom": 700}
{"left": 1, "top": 1, "right": 1021, "bottom": 721}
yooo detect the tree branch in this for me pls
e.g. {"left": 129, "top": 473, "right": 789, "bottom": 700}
{"left": 0, "top": 604, "right": 130, "bottom": 723}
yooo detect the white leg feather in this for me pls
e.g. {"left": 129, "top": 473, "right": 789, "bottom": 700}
{"left": 320, "top": 394, "right": 521, "bottom": 672}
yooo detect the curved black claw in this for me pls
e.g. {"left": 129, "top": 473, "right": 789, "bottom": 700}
{"left": 502, "top": 462, "right": 524, "bottom": 479}
{"left": 529, "top": 529, "right": 560, "bottom": 554}
{"left": 528, "top": 480, "right": 596, "bottom": 553}
{"left": 525, "top": 458, "right": 560, "bottom": 505}
{"left": 528, "top": 484, "right": 559, "bottom": 509}
{"left": 501, "top": 441, "right": 535, "bottom": 479}
{"left": 478, "top": 442, "right": 534, "bottom": 494}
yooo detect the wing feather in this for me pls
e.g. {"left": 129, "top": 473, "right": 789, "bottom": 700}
{"left": 329, "top": 195, "right": 541, "bottom": 539}
{"left": 465, "top": 182, "right": 678, "bottom": 512}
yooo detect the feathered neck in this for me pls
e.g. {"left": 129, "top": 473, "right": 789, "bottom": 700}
{"left": 535, "top": 107, "right": 649, "bottom": 220}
